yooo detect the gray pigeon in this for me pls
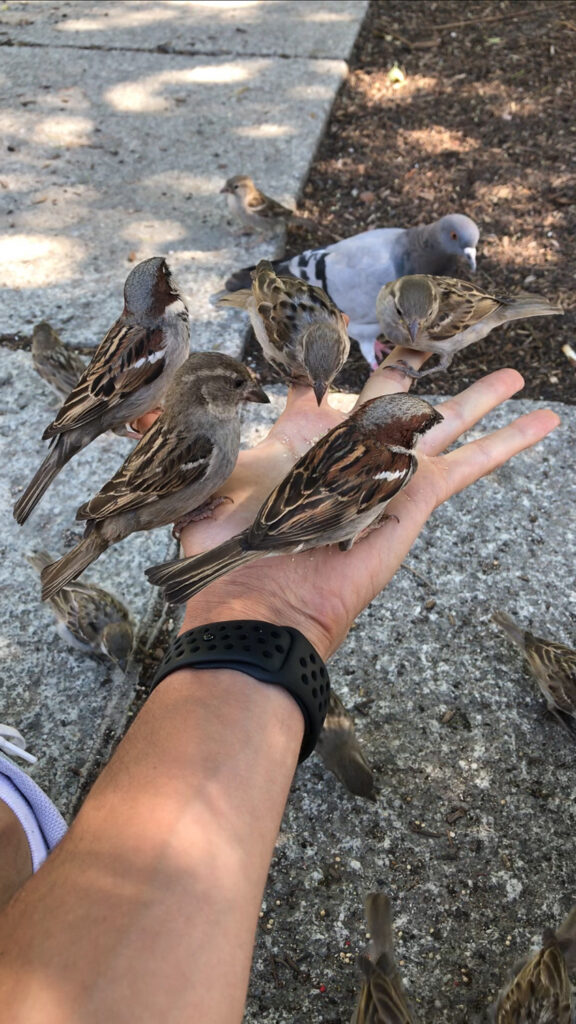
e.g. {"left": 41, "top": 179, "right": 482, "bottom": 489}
{"left": 222, "top": 214, "right": 479, "bottom": 365}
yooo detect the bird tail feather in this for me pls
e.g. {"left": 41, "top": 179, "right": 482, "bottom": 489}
{"left": 555, "top": 905, "right": 576, "bottom": 971}
{"left": 365, "top": 893, "right": 395, "bottom": 962}
{"left": 146, "top": 536, "right": 258, "bottom": 605}
{"left": 13, "top": 436, "right": 78, "bottom": 525}
{"left": 41, "top": 533, "right": 108, "bottom": 601}
{"left": 504, "top": 295, "right": 563, "bottom": 321}
{"left": 224, "top": 260, "right": 290, "bottom": 293}
{"left": 211, "top": 288, "right": 252, "bottom": 310}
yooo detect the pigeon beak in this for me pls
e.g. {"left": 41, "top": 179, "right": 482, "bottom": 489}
{"left": 463, "top": 246, "right": 477, "bottom": 272}
{"left": 407, "top": 319, "right": 421, "bottom": 344}
{"left": 313, "top": 381, "right": 328, "bottom": 406}
{"left": 245, "top": 381, "right": 270, "bottom": 404}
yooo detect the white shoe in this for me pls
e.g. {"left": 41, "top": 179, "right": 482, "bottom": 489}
{"left": 0, "top": 726, "right": 67, "bottom": 871}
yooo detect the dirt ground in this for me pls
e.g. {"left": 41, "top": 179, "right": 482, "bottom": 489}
{"left": 279, "top": 0, "right": 575, "bottom": 404}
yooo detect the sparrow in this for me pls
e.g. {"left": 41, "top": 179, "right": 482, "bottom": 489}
{"left": 222, "top": 213, "right": 480, "bottom": 364}
{"left": 31, "top": 322, "right": 86, "bottom": 399}
{"left": 220, "top": 174, "right": 309, "bottom": 234}
{"left": 145, "top": 393, "right": 443, "bottom": 605}
{"left": 27, "top": 549, "right": 134, "bottom": 671}
{"left": 351, "top": 892, "right": 415, "bottom": 1023}
{"left": 214, "top": 260, "right": 350, "bottom": 404}
{"left": 376, "top": 275, "right": 563, "bottom": 378}
{"left": 492, "top": 610, "right": 576, "bottom": 740}
{"left": 13, "top": 257, "right": 190, "bottom": 525}
{"left": 492, "top": 906, "right": 576, "bottom": 1023}
{"left": 39, "top": 353, "right": 269, "bottom": 601}
{"left": 316, "top": 690, "right": 377, "bottom": 801}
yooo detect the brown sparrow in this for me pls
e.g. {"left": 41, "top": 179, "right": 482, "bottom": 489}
{"left": 40, "top": 353, "right": 269, "bottom": 600}
{"left": 14, "top": 257, "right": 190, "bottom": 525}
{"left": 145, "top": 393, "right": 443, "bottom": 605}
{"left": 31, "top": 322, "right": 86, "bottom": 399}
{"left": 316, "top": 691, "right": 376, "bottom": 801}
{"left": 351, "top": 892, "right": 415, "bottom": 1023}
{"left": 220, "top": 174, "right": 308, "bottom": 234}
{"left": 492, "top": 905, "right": 576, "bottom": 1023}
{"left": 377, "top": 275, "right": 563, "bottom": 378}
{"left": 223, "top": 213, "right": 480, "bottom": 365}
{"left": 27, "top": 549, "right": 134, "bottom": 671}
{"left": 492, "top": 610, "right": 576, "bottom": 740}
{"left": 214, "top": 260, "right": 350, "bottom": 404}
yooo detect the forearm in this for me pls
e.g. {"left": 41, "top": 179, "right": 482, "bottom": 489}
{"left": 0, "top": 663, "right": 303, "bottom": 1023}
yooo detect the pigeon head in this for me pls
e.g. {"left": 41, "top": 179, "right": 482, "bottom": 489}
{"left": 437, "top": 214, "right": 479, "bottom": 271}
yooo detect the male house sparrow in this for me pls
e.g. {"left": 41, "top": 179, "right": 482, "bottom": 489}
{"left": 492, "top": 610, "right": 576, "bottom": 740}
{"left": 223, "top": 213, "right": 480, "bottom": 364}
{"left": 40, "top": 353, "right": 269, "bottom": 600}
{"left": 316, "top": 690, "right": 377, "bottom": 802}
{"left": 220, "top": 174, "right": 308, "bottom": 234}
{"left": 31, "top": 322, "right": 87, "bottom": 399}
{"left": 492, "top": 905, "right": 576, "bottom": 1023}
{"left": 214, "top": 260, "right": 350, "bottom": 404}
{"left": 146, "top": 393, "right": 443, "bottom": 605}
{"left": 27, "top": 549, "right": 134, "bottom": 671}
{"left": 350, "top": 892, "right": 415, "bottom": 1024}
{"left": 376, "top": 275, "right": 563, "bottom": 378}
{"left": 13, "top": 257, "right": 190, "bottom": 525}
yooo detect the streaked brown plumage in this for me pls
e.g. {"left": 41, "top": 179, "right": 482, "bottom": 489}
{"left": 377, "top": 275, "right": 563, "bottom": 378}
{"left": 31, "top": 322, "right": 86, "bottom": 398}
{"left": 40, "top": 353, "right": 269, "bottom": 600}
{"left": 492, "top": 610, "right": 576, "bottom": 740}
{"left": 493, "top": 906, "right": 576, "bottom": 1023}
{"left": 351, "top": 892, "right": 415, "bottom": 1023}
{"left": 14, "top": 257, "right": 190, "bottom": 524}
{"left": 214, "top": 260, "right": 350, "bottom": 403}
{"left": 220, "top": 174, "right": 308, "bottom": 233}
{"left": 146, "top": 393, "right": 443, "bottom": 605}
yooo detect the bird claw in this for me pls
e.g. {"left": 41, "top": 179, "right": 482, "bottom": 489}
{"left": 172, "top": 495, "right": 233, "bottom": 540}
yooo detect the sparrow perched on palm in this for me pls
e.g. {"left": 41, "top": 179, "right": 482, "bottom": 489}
{"left": 376, "top": 275, "right": 563, "bottom": 378}
{"left": 316, "top": 690, "right": 376, "bottom": 801}
{"left": 492, "top": 906, "right": 576, "bottom": 1023}
{"left": 14, "top": 257, "right": 190, "bottom": 525}
{"left": 214, "top": 260, "right": 350, "bottom": 404}
{"left": 40, "top": 353, "right": 269, "bottom": 600}
{"left": 31, "top": 322, "right": 86, "bottom": 399}
{"left": 146, "top": 392, "right": 443, "bottom": 605}
{"left": 351, "top": 892, "right": 415, "bottom": 1023}
{"left": 492, "top": 610, "right": 576, "bottom": 740}
{"left": 220, "top": 174, "right": 309, "bottom": 234}
{"left": 27, "top": 549, "right": 134, "bottom": 671}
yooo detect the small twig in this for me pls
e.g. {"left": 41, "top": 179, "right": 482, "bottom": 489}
{"left": 401, "top": 561, "right": 436, "bottom": 590}
{"left": 427, "top": 10, "right": 524, "bottom": 32}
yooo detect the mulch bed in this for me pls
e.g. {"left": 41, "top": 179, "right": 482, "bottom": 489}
{"left": 268, "top": 0, "right": 575, "bottom": 404}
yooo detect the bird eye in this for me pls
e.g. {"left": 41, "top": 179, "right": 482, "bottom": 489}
{"left": 233, "top": 184, "right": 239, "bottom": 191}
{"left": 451, "top": 231, "right": 458, "bottom": 240}
{"left": 234, "top": 377, "right": 244, "bottom": 388}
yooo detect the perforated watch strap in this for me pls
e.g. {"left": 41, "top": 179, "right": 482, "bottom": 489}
{"left": 149, "top": 620, "right": 330, "bottom": 762}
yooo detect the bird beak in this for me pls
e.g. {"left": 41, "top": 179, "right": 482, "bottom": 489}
{"left": 245, "top": 381, "right": 270, "bottom": 404}
{"left": 313, "top": 381, "right": 328, "bottom": 406}
{"left": 220, "top": 185, "right": 231, "bottom": 195}
{"left": 463, "top": 246, "right": 477, "bottom": 272}
{"left": 407, "top": 319, "right": 420, "bottom": 344}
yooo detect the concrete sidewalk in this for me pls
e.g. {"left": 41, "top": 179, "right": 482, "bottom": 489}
{"left": 1, "top": 4, "right": 575, "bottom": 1023}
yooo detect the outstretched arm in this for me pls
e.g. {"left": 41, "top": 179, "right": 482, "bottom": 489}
{"left": 0, "top": 350, "right": 559, "bottom": 1024}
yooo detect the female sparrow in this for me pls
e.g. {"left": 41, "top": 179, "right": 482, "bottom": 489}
{"left": 40, "top": 353, "right": 269, "bottom": 600}
{"left": 493, "top": 906, "right": 576, "bottom": 1023}
{"left": 376, "top": 275, "right": 563, "bottom": 378}
{"left": 31, "top": 322, "right": 86, "bottom": 399}
{"left": 145, "top": 392, "right": 443, "bottom": 605}
{"left": 220, "top": 174, "right": 308, "bottom": 234}
{"left": 316, "top": 690, "right": 376, "bottom": 802}
{"left": 492, "top": 610, "right": 576, "bottom": 740}
{"left": 351, "top": 892, "right": 415, "bottom": 1023}
{"left": 215, "top": 260, "right": 350, "bottom": 404}
{"left": 14, "top": 257, "right": 190, "bottom": 524}
{"left": 27, "top": 549, "right": 134, "bottom": 671}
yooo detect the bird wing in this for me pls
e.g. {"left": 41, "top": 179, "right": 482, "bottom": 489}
{"left": 246, "top": 190, "right": 292, "bottom": 219}
{"left": 249, "top": 420, "right": 414, "bottom": 548}
{"left": 77, "top": 421, "right": 214, "bottom": 520}
{"left": 367, "top": 953, "right": 415, "bottom": 1023}
{"left": 43, "top": 319, "right": 169, "bottom": 437}
{"left": 253, "top": 265, "right": 342, "bottom": 355}
{"left": 526, "top": 637, "right": 576, "bottom": 716}
{"left": 424, "top": 278, "right": 502, "bottom": 341}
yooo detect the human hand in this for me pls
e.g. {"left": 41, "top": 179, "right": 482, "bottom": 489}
{"left": 176, "top": 347, "right": 560, "bottom": 660}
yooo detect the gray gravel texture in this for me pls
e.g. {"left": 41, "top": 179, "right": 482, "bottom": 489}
{"left": 1, "top": 3, "right": 575, "bottom": 1024}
